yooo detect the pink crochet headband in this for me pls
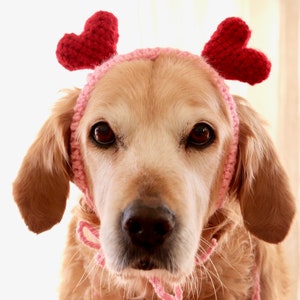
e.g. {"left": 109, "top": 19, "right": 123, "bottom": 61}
{"left": 56, "top": 11, "right": 271, "bottom": 212}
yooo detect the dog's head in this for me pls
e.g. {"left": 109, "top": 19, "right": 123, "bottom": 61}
{"left": 75, "top": 51, "right": 239, "bottom": 279}
{"left": 13, "top": 12, "right": 295, "bottom": 287}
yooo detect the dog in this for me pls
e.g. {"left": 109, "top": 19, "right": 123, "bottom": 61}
{"left": 13, "top": 13, "right": 295, "bottom": 300}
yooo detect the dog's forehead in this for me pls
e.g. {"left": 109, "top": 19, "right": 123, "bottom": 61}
{"left": 84, "top": 54, "right": 228, "bottom": 125}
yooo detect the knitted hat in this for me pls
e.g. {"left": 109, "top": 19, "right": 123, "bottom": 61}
{"left": 56, "top": 11, "right": 271, "bottom": 211}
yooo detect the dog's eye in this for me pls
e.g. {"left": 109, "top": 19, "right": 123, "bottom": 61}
{"left": 187, "top": 123, "right": 215, "bottom": 148}
{"left": 90, "top": 122, "right": 116, "bottom": 147}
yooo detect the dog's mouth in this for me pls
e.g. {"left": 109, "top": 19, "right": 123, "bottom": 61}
{"left": 117, "top": 259, "right": 184, "bottom": 286}
{"left": 132, "top": 257, "right": 158, "bottom": 271}
{"left": 119, "top": 248, "right": 178, "bottom": 274}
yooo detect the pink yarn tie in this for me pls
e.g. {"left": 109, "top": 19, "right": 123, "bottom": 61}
{"left": 251, "top": 266, "right": 261, "bottom": 300}
{"left": 77, "top": 221, "right": 260, "bottom": 299}
{"left": 77, "top": 221, "right": 219, "bottom": 300}
{"left": 195, "top": 238, "right": 218, "bottom": 265}
{"left": 77, "top": 220, "right": 184, "bottom": 299}
{"left": 148, "top": 277, "right": 183, "bottom": 300}
{"left": 77, "top": 221, "right": 105, "bottom": 267}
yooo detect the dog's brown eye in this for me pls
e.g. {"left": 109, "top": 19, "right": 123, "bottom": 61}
{"left": 90, "top": 122, "right": 115, "bottom": 147}
{"left": 187, "top": 123, "right": 215, "bottom": 148}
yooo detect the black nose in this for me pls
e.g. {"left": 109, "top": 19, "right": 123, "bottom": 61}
{"left": 121, "top": 201, "right": 176, "bottom": 249}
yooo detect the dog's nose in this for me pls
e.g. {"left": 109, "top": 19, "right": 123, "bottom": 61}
{"left": 121, "top": 202, "right": 176, "bottom": 249}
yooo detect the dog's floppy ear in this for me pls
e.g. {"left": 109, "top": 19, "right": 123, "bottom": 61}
{"left": 231, "top": 96, "right": 295, "bottom": 243}
{"left": 13, "top": 89, "right": 80, "bottom": 234}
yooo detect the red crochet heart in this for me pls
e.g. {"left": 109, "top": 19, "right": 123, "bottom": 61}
{"left": 202, "top": 17, "right": 271, "bottom": 85}
{"left": 56, "top": 11, "right": 119, "bottom": 71}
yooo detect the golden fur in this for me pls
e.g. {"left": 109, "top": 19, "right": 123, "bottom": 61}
{"left": 13, "top": 54, "right": 295, "bottom": 299}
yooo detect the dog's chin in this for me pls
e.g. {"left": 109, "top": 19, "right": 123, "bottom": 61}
{"left": 129, "top": 253, "right": 179, "bottom": 272}
{"left": 109, "top": 255, "right": 192, "bottom": 287}
{"left": 104, "top": 244, "right": 196, "bottom": 286}
{"left": 131, "top": 257, "right": 160, "bottom": 271}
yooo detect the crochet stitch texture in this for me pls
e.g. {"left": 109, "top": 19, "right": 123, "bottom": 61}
{"left": 56, "top": 11, "right": 119, "bottom": 70}
{"left": 202, "top": 17, "right": 271, "bottom": 85}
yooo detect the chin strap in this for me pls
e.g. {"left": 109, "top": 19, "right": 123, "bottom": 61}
{"left": 77, "top": 220, "right": 217, "bottom": 300}
{"left": 148, "top": 277, "right": 183, "bottom": 300}
{"left": 195, "top": 238, "right": 218, "bottom": 265}
{"left": 251, "top": 266, "right": 261, "bottom": 300}
{"left": 77, "top": 220, "right": 260, "bottom": 300}
{"left": 77, "top": 221, "right": 105, "bottom": 267}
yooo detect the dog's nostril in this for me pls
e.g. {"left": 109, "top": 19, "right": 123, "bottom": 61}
{"left": 154, "top": 221, "right": 173, "bottom": 236}
{"left": 121, "top": 202, "right": 176, "bottom": 249}
{"left": 124, "top": 219, "right": 142, "bottom": 235}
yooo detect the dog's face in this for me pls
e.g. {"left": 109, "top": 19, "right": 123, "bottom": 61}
{"left": 13, "top": 52, "right": 295, "bottom": 288}
{"left": 77, "top": 54, "right": 234, "bottom": 280}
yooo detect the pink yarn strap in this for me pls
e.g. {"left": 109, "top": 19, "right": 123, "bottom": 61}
{"left": 93, "top": 291, "right": 102, "bottom": 300}
{"left": 77, "top": 221, "right": 105, "bottom": 267}
{"left": 195, "top": 238, "right": 218, "bottom": 265}
{"left": 77, "top": 220, "right": 100, "bottom": 249}
{"left": 216, "top": 86, "right": 239, "bottom": 209}
{"left": 148, "top": 277, "right": 183, "bottom": 300}
{"left": 76, "top": 222, "right": 259, "bottom": 299}
{"left": 251, "top": 266, "right": 261, "bottom": 300}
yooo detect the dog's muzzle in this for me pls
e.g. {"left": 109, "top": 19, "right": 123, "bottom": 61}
{"left": 119, "top": 200, "right": 177, "bottom": 271}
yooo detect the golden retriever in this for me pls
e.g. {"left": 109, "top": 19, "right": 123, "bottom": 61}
{"left": 13, "top": 51, "right": 295, "bottom": 299}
